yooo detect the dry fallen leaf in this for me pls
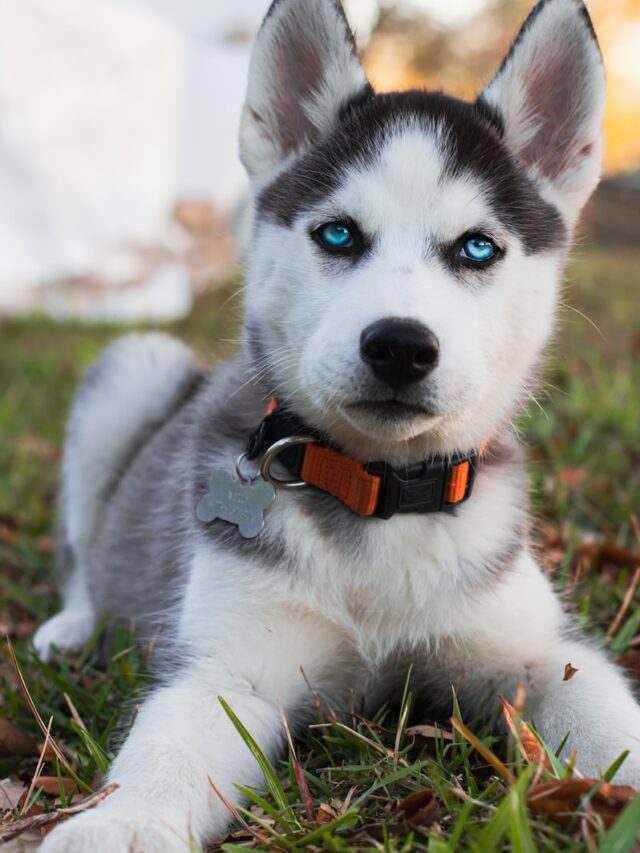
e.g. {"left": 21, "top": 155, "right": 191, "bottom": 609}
{"left": 563, "top": 663, "right": 579, "bottom": 682}
{"left": 406, "top": 724, "right": 453, "bottom": 742}
{"left": 0, "top": 523, "right": 19, "bottom": 547}
{"left": 315, "top": 802, "right": 338, "bottom": 824}
{"left": 33, "top": 778, "right": 76, "bottom": 798}
{"left": 0, "top": 720, "right": 38, "bottom": 758}
{"left": 35, "top": 743, "right": 56, "bottom": 763}
{"left": 559, "top": 467, "right": 587, "bottom": 489}
{"left": 528, "top": 779, "right": 636, "bottom": 828}
{"left": 397, "top": 788, "right": 441, "bottom": 828}
{"left": 0, "top": 776, "right": 28, "bottom": 811}
{"left": 35, "top": 537, "right": 55, "bottom": 554}
{"left": 15, "top": 795, "right": 45, "bottom": 820}
{"left": 616, "top": 651, "right": 640, "bottom": 685}
{"left": 572, "top": 542, "right": 640, "bottom": 572}
{"left": 500, "top": 697, "right": 552, "bottom": 771}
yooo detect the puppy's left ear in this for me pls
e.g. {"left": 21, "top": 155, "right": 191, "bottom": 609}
{"left": 479, "top": 0, "right": 605, "bottom": 227}
{"left": 240, "top": 0, "right": 369, "bottom": 183}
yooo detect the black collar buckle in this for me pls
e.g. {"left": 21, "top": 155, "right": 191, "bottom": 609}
{"left": 366, "top": 454, "right": 478, "bottom": 519}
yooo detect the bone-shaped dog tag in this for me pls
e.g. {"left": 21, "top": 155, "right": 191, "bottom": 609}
{"left": 196, "top": 469, "right": 276, "bottom": 539}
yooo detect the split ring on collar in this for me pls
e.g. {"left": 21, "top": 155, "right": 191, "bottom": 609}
{"left": 259, "top": 436, "right": 315, "bottom": 490}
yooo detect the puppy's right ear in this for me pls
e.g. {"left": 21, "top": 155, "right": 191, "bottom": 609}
{"left": 240, "top": 0, "right": 369, "bottom": 183}
{"left": 478, "top": 0, "right": 605, "bottom": 226}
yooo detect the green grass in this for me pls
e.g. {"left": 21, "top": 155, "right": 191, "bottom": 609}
{"left": 1, "top": 249, "right": 639, "bottom": 850}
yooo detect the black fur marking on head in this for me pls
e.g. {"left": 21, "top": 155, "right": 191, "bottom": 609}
{"left": 257, "top": 89, "right": 566, "bottom": 255}
{"left": 474, "top": 96, "right": 505, "bottom": 136}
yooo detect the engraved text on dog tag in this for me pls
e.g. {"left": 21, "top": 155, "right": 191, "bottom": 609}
{"left": 196, "top": 469, "right": 276, "bottom": 539}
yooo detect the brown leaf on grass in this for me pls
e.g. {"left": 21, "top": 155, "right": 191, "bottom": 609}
{"left": 0, "top": 776, "right": 28, "bottom": 811}
{"left": 316, "top": 802, "right": 338, "bottom": 824}
{"left": 559, "top": 467, "right": 587, "bottom": 489}
{"left": 35, "top": 537, "right": 55, "bottom": 554}
{"left": 563, "top": 663, "right": 579, "bottom": 682}
{"left": 36, "top": 743, "right": 56, "bottom": 763}
{"left": 405, "top": 724, "right": 454, "bottom": 742}
{"left": 500, "top": 697, "right": 552, "bottom": 771}
{"left": 247, "top": 805, "right": 275, "bottom": 826}
{"left": 0, "top": 523, "right": 18, "bottom": 546}
{"left": 33, "top": 778, "right": 77, "bottom": 798}
{"left": 572, "top": 542, "right": 640, "bottom": 572}
{"left": 397, "top": 788, "right": 441, "bottom": 828}
{"left": 16, "top": 795, "right": 46, "bottom": 819}
{"left": 0, "top": 719, "right": 38, "bottom": 758}
{"left": 527, "top": 779, "right": 636, "bottom": 828}
{"left": 616, "top": 652, "right": 640, "bottom": 685}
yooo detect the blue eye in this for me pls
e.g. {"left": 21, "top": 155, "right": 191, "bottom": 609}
{"left": 315, "top": 221, "right": 355, "bottom": 252}
{"left": 461, "top": 236, "right": 497, "bottom": 263}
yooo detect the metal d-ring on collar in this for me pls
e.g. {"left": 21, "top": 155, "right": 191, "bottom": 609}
{"left": 259, "top": 436, "right": 315, "bottom": 490}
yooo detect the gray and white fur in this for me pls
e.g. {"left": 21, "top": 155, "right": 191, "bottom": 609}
{"left": 37, "top": 1, "right": 640, "bottom": 850}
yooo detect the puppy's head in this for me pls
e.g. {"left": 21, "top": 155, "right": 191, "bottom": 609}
{"left": 240, "top": 0, "right": 604, "bottom": 463}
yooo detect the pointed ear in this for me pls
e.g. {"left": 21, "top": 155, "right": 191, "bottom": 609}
{"left": 240, "top": 0, "right": 369, "bottom": 183}
{"left": 478, "top": 0, "right": 605, "bottom": 226}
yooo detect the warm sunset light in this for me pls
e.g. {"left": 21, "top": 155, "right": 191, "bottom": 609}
{"left": 365, "top": 0, "right": 640, "bottom": 174}
{"left": 592, "top": 0, "right": 640, "bottom": 171}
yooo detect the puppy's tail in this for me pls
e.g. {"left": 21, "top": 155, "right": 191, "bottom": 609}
{"left": 61, "top": 333, "right": 200, "bottom": 561}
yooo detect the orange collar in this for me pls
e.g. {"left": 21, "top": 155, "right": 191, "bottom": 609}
{"left": 246, "top": 402, "right": 485, "bottom": 519}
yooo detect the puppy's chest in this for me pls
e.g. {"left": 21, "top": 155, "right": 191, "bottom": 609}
{"left": 274, "top": 496, "right": 486, "bottom": 648}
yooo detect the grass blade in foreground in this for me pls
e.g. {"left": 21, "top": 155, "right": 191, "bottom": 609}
{"left": 598, "top": 791, "right": 640, "bottom": 853}
{"left": 218, "top": 695, "right": 291, "bottom": 816}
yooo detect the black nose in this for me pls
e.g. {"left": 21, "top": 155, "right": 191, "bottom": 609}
{"left": 360, "top": 318, "right": 440, "bottom": 388}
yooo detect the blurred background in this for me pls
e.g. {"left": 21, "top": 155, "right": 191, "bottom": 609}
{"left": 1, "top": 5, "right": 639, "bottom": 839}
{"left": 0, "top": 0, "right": 639, "bottom": 563}
{"left": 1, "top": 0, "right": 638, "bottom": 320}
{"left": 0, "top": 1, "right": 639, "bottom": 798}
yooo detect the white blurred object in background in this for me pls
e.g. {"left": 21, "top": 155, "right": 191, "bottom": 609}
{"left": 0, "top": 0, "right": 188, "bottom": 317}
{"left": 0, "top": 0, "right": 380, "bottom": 320}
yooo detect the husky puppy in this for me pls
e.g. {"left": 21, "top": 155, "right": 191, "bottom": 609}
{"left": 37, "top": 0, "right": 640, "bottom": 849}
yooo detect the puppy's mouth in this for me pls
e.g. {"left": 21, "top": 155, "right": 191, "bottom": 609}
{"left": 345, "top": 399, "right": 440, "bottom": 421}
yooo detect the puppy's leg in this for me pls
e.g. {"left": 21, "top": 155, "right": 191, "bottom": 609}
{"left": 39, "top": 602, "right": 354, "bottom": 853}
{"left": 32, "top": 538, "right": 95, "bottom": 663}
{"left": 34, "top": 334, "right": 198, "bottom": 660}
{"left": 41, "top": 678, "right": 285, "bottom": 852}
{"left": 451, "top": 552, "right": 640, "bottom": 784}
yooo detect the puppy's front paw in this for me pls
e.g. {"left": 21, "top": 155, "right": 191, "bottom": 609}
{"left": 39, "top": 806, "right": 190, "bottom": 853}
{"left": 33, "top": 610, "right": 95, "bottom": 661}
